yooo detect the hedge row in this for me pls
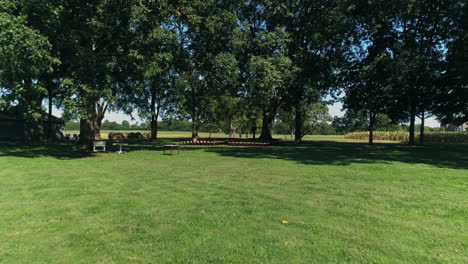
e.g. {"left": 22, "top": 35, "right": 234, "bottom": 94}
{"left": 344, "top": 131, "right": 468, "bottom": 143}
{"left": 108, "top": 132, "right": 151, "bottom": 140}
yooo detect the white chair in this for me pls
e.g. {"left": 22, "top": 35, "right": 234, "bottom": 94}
{"left": 93, "top": 141, "right": 106, "bottom": 152}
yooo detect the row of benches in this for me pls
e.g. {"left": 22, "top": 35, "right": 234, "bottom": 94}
{"left": 64, "top": 133, "right": 80, "bottom": 140}
{"left": 180, "top": 139, "right": 274, "bottom": 146}
{"left": 179, "top": 139, "right": 225, "bottom": 145}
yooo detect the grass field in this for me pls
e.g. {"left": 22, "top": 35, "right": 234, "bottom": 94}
{"left": 0, "top": 138, "right": 467, "bottom": 263}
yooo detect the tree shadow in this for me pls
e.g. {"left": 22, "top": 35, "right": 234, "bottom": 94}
{"left": 0, "top": 141, "right": 92, "bottom": 159}
{"left": 0, "top": 139, "right": 181, "bottom": 159}
{"left": 187, "top": 141, "right": 468, "bottom": 171}
{"left": 1, "top": 140, "right": 467, "bottom": 171}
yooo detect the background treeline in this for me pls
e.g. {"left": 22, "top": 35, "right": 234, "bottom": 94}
{"left": 0, "top": 0, "right": 466, "bottom": 148}
{"left": 65, "top": 119, "right": 193, "bottom": 132}
{"left": 66, "top": 114, "right": 449, "bottom": 135}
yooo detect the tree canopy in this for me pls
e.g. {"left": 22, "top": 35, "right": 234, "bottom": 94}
{"left": 0, "top": 0, "right": 466, "bottom": 147}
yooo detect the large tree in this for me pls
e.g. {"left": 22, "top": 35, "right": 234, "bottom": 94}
{"left": 267, "top": 0, "right": 351, "bottom": 142}
{"left": 58, "top": 0, "right": 133, "bottom": 148}
{"left": 0, "top": 1, "right": 59, "bottom": 139}
{"left": 236, "top": 1, "right": 297, "bottom": 140}
{"left": 434, "top": 1, "right": 468, "bottom": 126}
{"left": 118, "top": 0, "right": 177, "bottom": 140}
{"left": 390, "top": 0, "right": 461, "bottom": 145}
{"left": 172, "top": 0, "right": 241, "bottom": 140}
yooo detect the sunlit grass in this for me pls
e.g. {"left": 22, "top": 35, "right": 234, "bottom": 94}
{"left": 0, "top": 140, "right": 466, "bottom": 263}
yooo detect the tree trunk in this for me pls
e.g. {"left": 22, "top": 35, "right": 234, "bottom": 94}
{"left": 33, "top": 97, "right": 45, "bottom": 141}
{"left": 368, "top": 112, "right": 376, "bottom": 145}
{"left": 34, "top": 120, "right": 45, "bottom": 141}
{"left": 252, "top": 126, "right": 256, "bottom": 139}
{"left": 150, "top": 104, "right": 160, "bottom": 140}
{"left": 79, "top": 118, "right": 96, "bottom": 150}
{"left": 294, "top": 106, "right": 303, "bottom": 142}
{"left": 151, "top": 117, "right": 158, "bottom": 140}
{"left": 47, "top": 92, "right": 54, "bottom": 140}
{"left": 259, "top": 113, "right": 274, "bottom": 140}
{"left": 229, "top": 122, "right": 234, "bottom": 138}
{"left": 192, "top": 122, "right": 199, "bottom": 141}
{"left": 419, "top": 112, "right": 425, "bottom": 145}
{"left": 94, "top": 101, "right": 107, "bottom": 140}
{"left": 94, "top": 117, "right": 103, "bottom": 140}
{"left": 26, "top": 80, "right": 45, "bottom": 141}
{"left": 150, "top": 90, "right": 160, "bottom": 140}
{"left": 79, "top": 102, "right": 101, "bottom": 150}
{"left": 408, "top": 104, "right": 416, "bottom": 145}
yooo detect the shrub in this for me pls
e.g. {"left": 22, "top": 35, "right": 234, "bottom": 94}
{"left": 108, "top": 132, "right": 151, "bottom": 140}
{"left": 108, "top": 133, "right": 128, "bottom": 141}
{"left": 344, "top": 131, "right": 468, "bottom": 143}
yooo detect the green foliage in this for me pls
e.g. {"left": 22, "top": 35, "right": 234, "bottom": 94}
{"left": 333, "top": 112, "right": 405, "bottom": 134}
{"left": 1, "top": 0, "right": 466, "bottom": 144}
{"left": 64, "top": 121, "right": 80, "bottom": 131}
{"left": 434, "top": 2, "right": 468, "bottom": 125}
{"left": 0, "top": 10, "right": 58, "bottom": 120}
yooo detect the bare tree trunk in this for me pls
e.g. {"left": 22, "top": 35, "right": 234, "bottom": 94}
{"left": 79, "top": 118, "right": 96, "bottom": 150}
{"left": 151, "top": 104, "right": 161, "bottom": 140}
{"left": 94, "top": 117, "right": 103, "bottom": 140}
{"left": 251, "top": 126, "right": 256, "bottom": 139}
{"left": 294, "top": 106, "right": 303, "bottom": 142}
{"left": 150, "top": 89, "right": 159, "bottom": 140}
{"left": 94, "top": 101, "right": 107, "bottom": 140}
{"left": 259, "top": 113, "right": 274, "bottom": 140}
{"left": 79, "top": 102, "right": 101, "bottom": 150}
{"left": 192, "top": 121, "right": 199, "bottom": 141}
{"left": 419, "top": 112, "right": 425, "bottom": 145}
{"left": 229, "top": 122, "right": 234, "bottom": 138}
{"left": 409, "top": 104, "right": 416, "bottom": 145}
{"left": 47, "top": 91, "right": 54, "bottom": 140}
{"left": 368, "top": 112, "right": 376, "bottom": 145}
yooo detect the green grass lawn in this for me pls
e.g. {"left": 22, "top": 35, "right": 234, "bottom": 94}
{"left": 0, "top": 140, "right": 467, "bottom": 263}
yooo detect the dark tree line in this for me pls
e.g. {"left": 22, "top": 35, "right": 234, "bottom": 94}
{"left": 0, "top": 0, "right": 466, "bottom": 148}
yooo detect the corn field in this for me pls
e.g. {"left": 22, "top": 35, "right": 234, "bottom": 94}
{"left": 344, "top": 131, "right": 468, "bottom": 143}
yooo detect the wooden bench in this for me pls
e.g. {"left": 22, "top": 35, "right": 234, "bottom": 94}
{"left": 93, "top": 141, "right": 106, "bottom": 152}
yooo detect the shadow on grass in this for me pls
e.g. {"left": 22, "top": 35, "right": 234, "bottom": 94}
{"left": 0, "top": 139, "right": 176, "bottom": 160}
{"left": 184, "top": 141, "right": 468, "bottom": 171}
{"left": 1, "top": 140, "right": 467, "bottom": 170}
{"left": 0, "top": 141, "right": 92, "bottom": 159}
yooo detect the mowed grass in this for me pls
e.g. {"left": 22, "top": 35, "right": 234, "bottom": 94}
{"left": 0, "top": 139, "right": 467, "bottom": 263}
